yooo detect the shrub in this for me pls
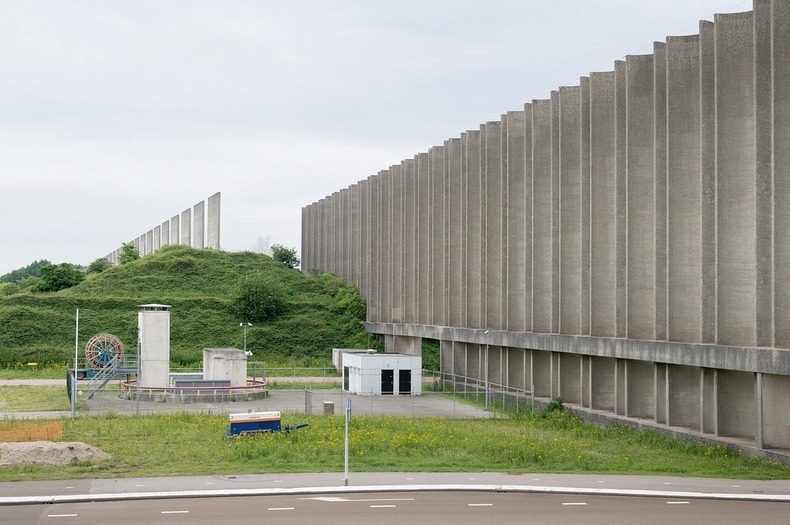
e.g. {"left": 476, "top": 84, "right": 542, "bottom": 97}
{"left": 0, "top": 283, "right": 19, "bottom": 296}
{"left": 232, "top": 272, "right": 289, "bottom": 322}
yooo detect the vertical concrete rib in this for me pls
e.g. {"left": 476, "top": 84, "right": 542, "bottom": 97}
{"left": 532, "top": 99, "right": 553, "bottom": 333}
{"left": 775, "top": 0, "right": 790, "bottom": 347}
{"left": 653, "top": 42, "right": 668, "bottom": 341}
{"left": 447, "top": 139, "right": 464, "bottom": 327}
{"left": 193, "top": 201, "right": 205, "bottom": 249}
{"left": 580, "top": 77, "right": 591, "bottom": 336}
{"left": 368, "top": 176, "right": 381, "bottom": 322}
{"left": 667, "top": 34, "right": 703, "bottom": 343}
{"left": 403, "top": 158, "right": 417, "bottom": 324}
{"left": 358, "top": 179, "right": 370, "bottom": 298}
{"left": 181, "top": 208, "right": 191, "bottom": 247}
{"left": 551, "top": 91, "right": 561, "bottom": 333}
{"left": 700, "top": 20, "right": 717, "bottom": 344}
{"left": 505, "top": 110, "right": 528, "bottom": 332}
{"left": 432, "top": 145, "right": 447, "bottom": 327}
{"left": 464, "top": 133, "right": 483, "bottom": 329}
{"left": 161, "top": 220, "right": 170, "bottom": 246}
{"left": 559, "top": 86, "right": 583, "bottom": 335}
{"left": 754, "top": 0, "right": 774, "bottom": 348}
{"left": 484, "top": 121, "right": 503, "bottom": 330}
{"left": 417, "top": 153, "right": 432, "bottom": 325}
{"left": 381, "top": 170, "right": 392, "bottom": 324}
{"left": 170, "top": 215, "right": 180, "bottom": 246}
{"left": 715, "top": 11, "right": 758, "bottom": 346}
{"left": 615, "top": 60, "right": 628, "bottom": 338}
{"left": 590, "top": 71, "right": 617, "bottom": 337}
{"left": 391, "top": 166, "right": 404, "bottom": 323}
{"left": 626, "top": 54, "right": 657, "bottom": 341}
{"left": 207, "top": 192, "right": 221, "bottom": 250}
{"left": 153, "top": 225, "right": 161, "bottom": 251}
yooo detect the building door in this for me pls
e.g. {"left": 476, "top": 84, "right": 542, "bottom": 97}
{"left": 399, "top": 369, "right": 412, "bottom": 394}
{"left": 381, "top": 369, "right": 394, "bottom": 395}
{"left": 343, "top": 366, "right": 350, "bottom": 391}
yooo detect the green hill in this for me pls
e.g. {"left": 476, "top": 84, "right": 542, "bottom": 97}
{"left": 0, "top": 245, "right": 381, "bottom": 367}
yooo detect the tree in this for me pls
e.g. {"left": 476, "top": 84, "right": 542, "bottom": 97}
{"left": 252, "top": 234, "right": 271, "bottom": 254}
{"left": 119, "top": 242, "right": 140, "bottom": 265}
{"left": 232, "top": 272, "right": 289, "bottom": 322}
{"left": 33, "top": 263, "right": 85, "bottom": 292}
{"left": 87, "top": 257, "right": 112, "bottom": 274}
{"left": 271, "top": 244, "right": 300, "bottom": 269}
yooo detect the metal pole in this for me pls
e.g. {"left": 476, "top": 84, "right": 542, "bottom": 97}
{"left": 344, "top": 399, "right": 351, "bottom": 486}
{"left": 72, "top": 309, "right": 79, "bottom": 417}
{"left": 485, "top": 343, "right": 489, "bottom": 411}
{"left": 484, "top": 330, "right": 490, "bottom": 411}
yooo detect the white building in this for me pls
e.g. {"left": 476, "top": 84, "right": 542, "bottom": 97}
{"left": 342, "top": 352, "right": 421, "bottom": 395}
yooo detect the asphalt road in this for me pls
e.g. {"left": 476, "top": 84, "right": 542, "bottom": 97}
{"left": 3, "top": 491, "right": 790, "bottom": 525}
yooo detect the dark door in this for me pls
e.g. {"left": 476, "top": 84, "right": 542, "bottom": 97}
{"left": 381, "top": 369, "right": 394, "bottom": 395}
{"left": 343, "top": 366, "right": 350, "bottom": 391}
{"left": 399, "top": 369, "right": 411, "bottom": 394}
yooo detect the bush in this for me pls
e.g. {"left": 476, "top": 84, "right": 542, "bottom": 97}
{"left": 232, "top": 272, "right": 289, "bottom": 322}
{"left": 32, "top": 264, "right": 85, "bottom": 293}
{"left": 0, "top": 283, "right": 19, "bottom": 296}
{"left": 271, "top": 244, "right": 300, "bottom": 269}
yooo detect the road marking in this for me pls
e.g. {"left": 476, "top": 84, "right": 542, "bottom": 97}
{"left": 733, "top": 485, "right": 741, "bottom": 488}
{"left": 274, "top": 480, "right": 284, "bottom": 483}
{"left": 468, "top": 503, "right": 493, "bottom": 507}
{"left": 48, "top": 514, "right": 78, "bottom": 518}
{"left": 305, "top": 497, "right": 414, "bottom": 502}
{"left": 206, "top": 482, "right": 215, "bottom": 485}
{"left": 135, "top": 484, "right": 144, "bottom": 487}
{"left": 562, "top": 502, "right": 587, "bottom": 506}
{"left": 596, "top": 480, "right": 605, "bottom": 483}
{"left": 64, "top": 486, "right": 74, "bottom": 489}
{"left": 370, "top": 504, "right": 396, "bottom": 508}
{"left": 268, "top": 507, "right": 295, "bottom": 511}
{"left": 666, "top": 501, "right": 690, "bottom": 505}
{"left": 161, "top": 510, "right": 190, "bottom": 514}
{"left": 468, "top": 477, "right": 477, "bottom": 480}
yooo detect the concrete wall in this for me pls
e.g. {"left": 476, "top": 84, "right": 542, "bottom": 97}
{"left": 102, "top": 193, "right": 219, "bottom": 263}
{"left": 301, "top": 1, "right": 790, "bottom": 453}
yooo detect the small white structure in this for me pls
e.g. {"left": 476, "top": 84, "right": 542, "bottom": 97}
{"left": 342, "top": 352, "right": 421, "bottom": 395}
{"left": 332, "top": 348, "right": 376, "bottom": 372}
{"left": 138, "top": 304, "right": 171, "bottom": 387}
{"left": 203, "top": 348, "right": 247, "bottom": 386}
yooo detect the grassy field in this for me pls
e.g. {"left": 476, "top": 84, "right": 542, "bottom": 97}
{"left": 0, "top": 409, "right": 788, "bottom": 482}
{"left": 0, "top": 386, "right": 87, "bottom": 412}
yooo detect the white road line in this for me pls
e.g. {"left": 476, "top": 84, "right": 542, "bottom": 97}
{"left": 48, "top": 514, "right": 78, "bottom": 518}
{"left": 562, "top": 502, "right": 587, "bottom": 506}
{"left": 161, "top": 510, "right": 190, "bottom": 514}
{"left": 468, "top": 503, "right": 493, "bottom": 507}
{"left": 64, "top": 486, "right": 74, "bottom": 489}
{"left": 274, "top": 480, "right": 284, "bottom": 483}
{"left": 206, "top": 482, "right": 215, "bottom": 485}
{"left": 370, "top": 504, "right": 396, "bottom": 508}
{"left": 666, "top": 501, "right": 690, "bottom": 505}
{"left": 268, "top": 507, "right": 295, "bottom": 511}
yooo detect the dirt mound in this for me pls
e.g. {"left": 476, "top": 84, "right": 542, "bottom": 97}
{"left": 0, "top": 441, "right": 111, "bottom": 467}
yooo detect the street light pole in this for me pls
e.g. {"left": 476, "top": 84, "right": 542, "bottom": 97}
{"left": 484, "top": 330, "right": 490, "bottom": 411}
{"left": 240, "top": 322, "right": 252, "bottom": 354}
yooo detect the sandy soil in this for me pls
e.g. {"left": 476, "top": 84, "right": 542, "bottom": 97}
{"left": 0, "top": 441, "right": 111, "bottom": 467}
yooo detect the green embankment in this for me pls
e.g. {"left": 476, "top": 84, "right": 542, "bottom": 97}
{"left": 0, "top": 245, "right": 381, "bottom": 367}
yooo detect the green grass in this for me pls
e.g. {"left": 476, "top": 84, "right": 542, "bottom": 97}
{"left": 0, "top": 386, "right": 86, "bottom": 412}
{"left": 0, "top": 409, "right": 788, "bottom": 482}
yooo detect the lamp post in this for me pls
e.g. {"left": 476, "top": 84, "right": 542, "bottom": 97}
{"left": 240, "top": 322, "right": 252, "bottom": 354}
{"left": 484, "top": 330, "right": 490, "bottom": 411}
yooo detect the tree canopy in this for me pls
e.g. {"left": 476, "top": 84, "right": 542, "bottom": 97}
{"left": 271, "top": 244, "right": 300, "bottom": 269}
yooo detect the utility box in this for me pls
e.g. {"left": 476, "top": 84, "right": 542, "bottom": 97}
{"left": 203, "top": 348, "right": 247, "bottom": 386}
{"left": 342, "top": 352, "right": 422, "bottom": 395}
{"left": 228, "top": 411, "right": 281, "bottom": 436}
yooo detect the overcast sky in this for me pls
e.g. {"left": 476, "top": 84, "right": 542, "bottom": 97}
{"left": 0, "top": 0, "right": 749, "bottom": 276}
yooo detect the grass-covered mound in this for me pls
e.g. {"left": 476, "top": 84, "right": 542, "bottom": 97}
{"left": 0, "top": 245, "right": 380, "bottom": 367}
